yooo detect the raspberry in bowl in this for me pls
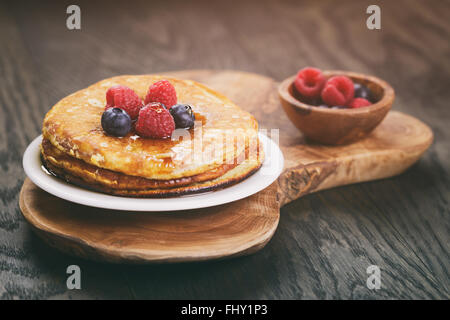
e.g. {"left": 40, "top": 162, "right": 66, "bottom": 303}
{"left": 278, "top": 68, "right": 395, "bottom": 145}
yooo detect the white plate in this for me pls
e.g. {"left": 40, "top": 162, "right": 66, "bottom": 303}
{"left": 23, "top": 133, "right": 284, "bottom": 212}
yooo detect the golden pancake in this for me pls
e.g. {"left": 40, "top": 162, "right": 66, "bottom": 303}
{"left": 41, "top": 75, "right": 264, "bottom": 197}
{"left": 42, "top": 75, "right": 259, "bottom": 180}
{"left": 41, "top": 137, "right": 251, "bottom": 190}
{"left": 42, "top": 146, "right": 263, "bottom": 197}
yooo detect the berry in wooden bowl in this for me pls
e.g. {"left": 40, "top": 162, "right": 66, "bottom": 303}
{"left": 278, "top": 69, "right": 395, "bottom": 145}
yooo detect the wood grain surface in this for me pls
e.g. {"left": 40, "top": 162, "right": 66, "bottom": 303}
{"left": 1, "top": 0, "right": 449, "bottom": 299}
{"left": 18, "top": 70, "right": 432, "bottom": 264}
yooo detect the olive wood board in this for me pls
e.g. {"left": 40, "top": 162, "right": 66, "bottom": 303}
{"left": 19, "top": 70, "right": 433, "bottom": 263}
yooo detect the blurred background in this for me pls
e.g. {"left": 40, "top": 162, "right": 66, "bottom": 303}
{"left": 1, "top": 0, "right": 449, "bottom": 299}
{"left": 2, "top": 0, "right": 448, "bottom": 114}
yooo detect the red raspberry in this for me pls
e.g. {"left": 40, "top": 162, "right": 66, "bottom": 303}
{"left": 144, "top": 80, "right": 177, "bottom": 108}
{"left": 348, "top": 98, "right": 371, "bottom": 109}
{"left": 105, "top": 85, "right": 143, "bottom": 119}
{"left": 321, "top": 76, "right": 355, "bottom": 106}
{"left": 135, "top": 103, "right": 175, "bottom": 139}
{"left": 294, "top": 67, "right": 326, "bottom": 100}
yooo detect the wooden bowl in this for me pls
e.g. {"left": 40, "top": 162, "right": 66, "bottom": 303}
{"left": 278, "top": 71, "right": 395, "bottom": 145}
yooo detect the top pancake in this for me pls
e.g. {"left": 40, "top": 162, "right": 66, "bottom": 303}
{"left": 42, "top": 75, "right": 259, "bottom": 180}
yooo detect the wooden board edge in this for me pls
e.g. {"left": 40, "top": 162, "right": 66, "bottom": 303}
{"left": 19, "top": 178, "right": 279, "bottom": 264}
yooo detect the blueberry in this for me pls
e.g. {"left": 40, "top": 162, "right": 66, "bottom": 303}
{"left": 169, "top": 104, "right": 195, "bottom": 129}
{"left": 101, "top": 107, "right": 131, "bottom": 137}
{"left": 354, "top": 83, "right": 373, "bottom": 101}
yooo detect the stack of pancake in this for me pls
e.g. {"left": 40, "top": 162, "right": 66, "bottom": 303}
{"left": 41, "top": 75, "right": 263, "bottom": 197}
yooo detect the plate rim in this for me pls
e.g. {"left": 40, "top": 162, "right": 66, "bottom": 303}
{"left": 22, "top": 133, "right": 284, "bottom": 212}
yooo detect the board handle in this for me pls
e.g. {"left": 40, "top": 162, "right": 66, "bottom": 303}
{"left": 276, "top": 112, "right": 433, "bottom": 207}
{"left": 277, "top": 151, "right": 423, "bottom": 207}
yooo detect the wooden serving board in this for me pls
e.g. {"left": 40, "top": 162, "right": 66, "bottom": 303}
{"left": 19, "top": 70, "right": 433, "bottom": 263}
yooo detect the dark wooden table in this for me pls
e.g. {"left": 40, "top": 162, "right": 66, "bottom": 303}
{"left": 1, "top": 0, "right": 449, "bottom": 299}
